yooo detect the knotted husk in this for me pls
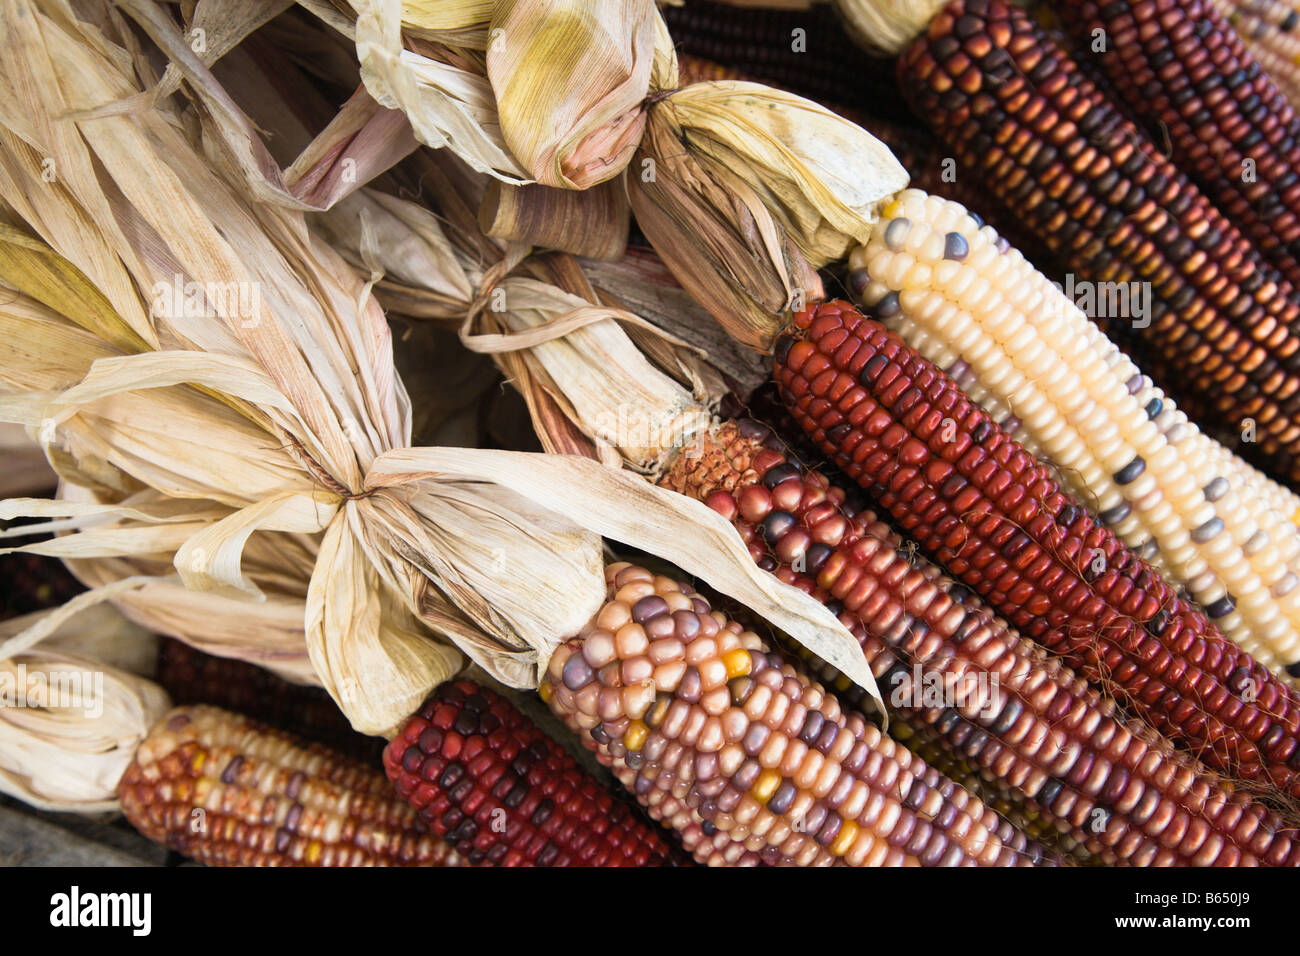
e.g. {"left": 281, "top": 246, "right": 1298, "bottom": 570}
{"left": 487, "top": 0, "right": 677, "bottom": 187}
{"left": 0, "top": 0, "right": 879, "bottom": 736}
{"left": 0, "top": 605, "right": 169, "bottom": 813}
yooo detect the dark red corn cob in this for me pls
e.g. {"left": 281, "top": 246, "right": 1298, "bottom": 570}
{"left": 662, "top": 0, "right": 912, "bottom": 124}
{"left": 775, "top": 299, "right": 1300, "bottom": 816}
{"left": 542, "top": 563, "right": 1045, "bottom": 866}
{"left": 897, "top": 0, "right": 1300, "bottom": 482}
{"left": 1055, "top": 0, "right": 1300, "bottom": 288}
{"left": 157, "top": 639, "right": 384, "bottom": 765}
{"left": 663, "top": 420, "right": 1300, "bottom": 865}
{"left": 385, "top": 680, "right": 676, "bottom": 867}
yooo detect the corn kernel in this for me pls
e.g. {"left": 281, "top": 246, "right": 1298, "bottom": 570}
{"left": 752, "top": 768, "right": 782, "bottom": 803}
{"left": 722, "top": 648, "right": 752, "bottom": 679}
{"left": 623, "top": 719, "right": 649, "bottom": 753}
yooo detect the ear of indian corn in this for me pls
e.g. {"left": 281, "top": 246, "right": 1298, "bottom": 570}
{"left": 1211, "top": 0, "right": 1300, "bottom": 110}
{"left": 775, "top": 299, "right": 1300, "bottom": 810}
{"left": 664, "top": 419, "right": 1300, "bottom": 865}
{"left": 118, "top": 705, "right": 461, "bottom": 866}
{"left": 888, "top": 710, "right": 1098, "bottom": 865}
{"left": 851, "top": 189, "right": 1300, "bottom": 688}
{"left": 1054, "top": 0, "right": 1300, "bottom": 289}
{"left": 385, "top": 679, "right": 678, "bottom": 866}
{"left": 157, "top": 639, "right": 385, "bottom": 764}
{"left": 894, "top": 0, "right": 1300, "bottom": 486}
{"left": 543, "top": 562, "right": 1063, "bottom": 866}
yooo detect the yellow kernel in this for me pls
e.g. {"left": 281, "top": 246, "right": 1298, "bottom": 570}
{"left": 538, "top": 682, "right": 553, "bottom": 704}
{"left": 833, "top": 673, "right": 852, "bottom": 692}
{"left": 623, "top": 719, "right": 649, "bottom": 752}
{"left": 191, "top": 752, "right": 207, "bottom": 773}
{"left": 306, "top": 840, "right": 323, "bottom": 865}
{"left": 722, "top": 648, "right": 752, "bottom": 680}
{"left": 830, "top": 818, "right": 858, "bottom": 857}
{"left": 883, "top": 200, "right": 902, "bottom": 218}
{"left": 752, "top": 768, "right": 782, "bottom": 803}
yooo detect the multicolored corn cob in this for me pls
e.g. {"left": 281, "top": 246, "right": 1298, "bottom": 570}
{"left": 157, "top": 639, "right": 384, "bottom": 764}
{"left": 1212, "top": 0, "right": 1300, "bottom": 110}
{"left": 543, "top": 562, "right": 1056, "bottom": 866}
{"left": 888, "top": 711, "right": 1097, "bottom": 865}
{"left": 1056, "top": 0, "right": 1300, "bottom": 289}
{"left": 385, "top": 680, "right": 677, "bottom": 866}
{"left": 664, "top": 419, "right": 1300, "bottom": 864}
{"left": 118, "top": 705, "right": 460, "bottom": 866}
{"left": 851, "top": 190, "right": 1300, "bottom": 688}
{"left": 894, "top": 0, "right": 1300, "bottom": 485}
{"left": 775, "top": 299, "right": 1300, "bottom": 814}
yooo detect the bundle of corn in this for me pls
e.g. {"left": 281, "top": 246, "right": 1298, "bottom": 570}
{"left": 776, "top": 299, "right": 1300, "bottom": 809}
{"left": 0, "top": 0, "right": 872, "bottom": 769}
{"left": 836, "top": 0, "right": 1300, "bottom": 488}
{"left": 1055, "top": 0, "right": 1300, "bottom": 290}
{"left": 851, "top": 191, "right": 1300, "bottom": 690}
{"left": 1210, "top": 0, "right": 1300, "bottom": 111}
{"left": 442, "top": 207, "right": 1300, "bottom": 863}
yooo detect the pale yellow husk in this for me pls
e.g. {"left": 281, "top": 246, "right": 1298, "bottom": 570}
{"left": 834, "top": 0, "right": 949, "bottom": 55}
{"left": 660, "top": 82, "right": 909, "bottom": 266}
{"left": 487, "top": 0, "right": 669, "bottom": 187}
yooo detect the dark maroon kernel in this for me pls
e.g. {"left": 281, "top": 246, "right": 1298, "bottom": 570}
{"left": 672, "top": 609, "right": 700, "bottom": 639}
{"left": 632, "top": 595, "right": 671, "bottom": 623}
{"left": 453, "top": 709, "right": 478, "bottom": 736}
{"left": 418, "top": 727, "right": 443, "bottom": 754}
{"left": 275, "top": 829, "right": 291, "bottom": 854}
{"left": 760, "top": 509, "right": 798, "bottom": 544}
{"left": 1205, "top": 595, "right": 1236, "bottom": 619}
{"left": 799, "top": 709, "right": 825, "bottom": 745}
{"left": 537, "top": 842, "right": 560, "bottom": 866}
{"left": 736, "top": 418, "right": 771, "bottom": 441}
{"left": 402, "top": 748, "right": 424, "bottom": 773}
{"left": 286, "top": 771, "right": 306, "bottom": 801}
{"left": 438, "top": 762, "right": 465, "bottom": 790}
{"left": 762, "top": 462, "right": 802, "bottom": 488}
{"left": 860, "top": 354, "right": 890, "bottom": 384}
{"left": 561, "top": 652, "right": 594, "bottom": 691}
{"left": 805, "top": 542, "right": 833, "bottom": 573}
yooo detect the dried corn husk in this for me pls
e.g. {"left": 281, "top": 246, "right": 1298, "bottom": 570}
{"left": 628, "top": 108, "right": 823, "bottom": 353}
{"left": 352, "top": 0, "right": 529, "bottom": 182}
{"left": 487, "top": 0, "right": 668, "bottom": 188}
{"left": 479, "top": 176, "right": 630, "bottom": 260}
{"left": 0, "top": 0, "right": 880, "bottom": 735}
{"left": 115, "top": 0, "right": 419, "bottom": 210}
{"left": 833, "top": 0, "right": 948, "bottom": 55}
{"left": 400, "top": 0, "right": 494, "bottom": 48}
{"left": 658, "top": 82, "right": 908, "bottom": 265}
{"left": 0, "top": 606, "right": 169, "bottom": 812}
